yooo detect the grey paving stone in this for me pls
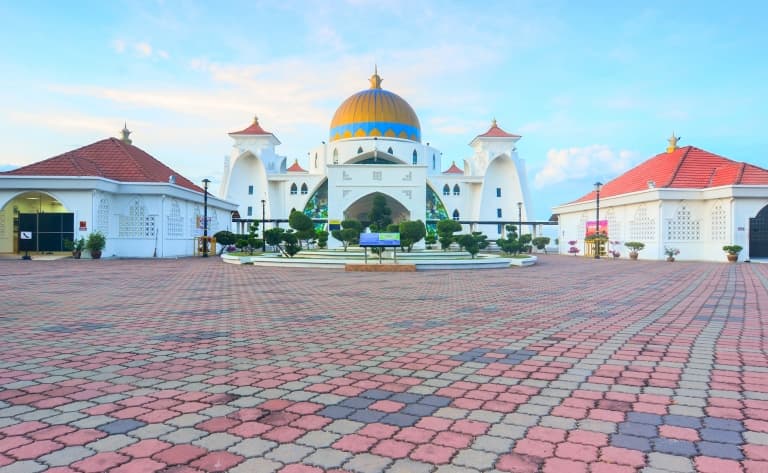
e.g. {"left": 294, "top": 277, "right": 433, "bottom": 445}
{"left": 0, "top": 460, "right": 48, "bottom": 472}
{"left": 539, "top": 415, "right": 577, "bottom": 430}
{"left": 744, "top": 431, "right": 768, "bottom": 445}
{"left": 39, "top": 411, "right": 87, "bottom": 425}
{"left": 303, "top": 448, "right": 352, "bottom": 468}
{"left": 578, "top": 419, "right": 617, "bottom": 434}
{"left": 130, "top": 423, "right": 176, "bottom": 439}
{"left": 262, "top": 443, "right": 313, "bottom": 463}
{"left": 472, "top": 435, "right": 515, "bottom": 453}
{"left": 435, "top": 466, "right": 482, "bottom": 473}
{"left": 296, "top": 430, "right": 341, "bottom": 448}
{"left": 488, "top": 423, "right": 527, "bottom": 439}
{"left": 193, "top": 432, "right": 242, "bottom": 450}
{"left": 386, "top": 458, "right": 434, "bottom": 473}
{"left": 668, "top": 405, "right": 704, "bottom": 417}
{"left": 453, "top": 449, "right": 497, "bottom": 469}
{"left": 86, "top": 433, "right": 138, "bottom": 452}
{"left": 228, "top": 457, "right": 282, "bottom": 473}
{"left": 343, "top": 452, "right": 393, "bottom": 473}
{"left": 160, "top": 427, "right": 208, "bottom": 443}
{"left": 326, "top": 419, "right": 364, "bottom": 434}
{"left": 38, "top": 446, "right": 94, "bottom": 466}
{"left": 167, "top": 413, "right": 209, "bottom": 427}
{"left": 228, "top": 437, "right": 278, "bottom": 457}
{"left": 502, "top": 413, "right": 539, "bottom": 427}
{"left": 647, "top": 452, "right": 694, "bottom": 472}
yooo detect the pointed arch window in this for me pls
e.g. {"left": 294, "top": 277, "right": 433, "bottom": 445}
{"left": 333, "top": 148, "right": 339, "bottom": 164}
{"left": 443, "top": 184, "right": 450, "bottom": 196}
{"left": 387, "top": 147, "right": 393, "bottom": 154}
{"left": 412, "top": 150, "right": 418, "bottom": 165}
{"left": 290, "top": 183, "right": 298, "bottom": 195}
{"left": 453, "top": 184, "right": 460, "bottom": 196}
{"left": 357, "top": 146, "right": 364, "bottom": 154}
{"left": 452, "top": 209, "right": 460, "bottom": 221}
{"left": 314, "top": 153, "right": 318, "bottom": 168}
{"left": 432, "top": 154, "right": 436, "bottom": 168}
{"left": 300, "top": 183, "right": 308, "bottom": 195}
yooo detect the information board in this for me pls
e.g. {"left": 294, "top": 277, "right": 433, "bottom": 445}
{"left": 359, "top": 232, "right": 400, "bottom": 246}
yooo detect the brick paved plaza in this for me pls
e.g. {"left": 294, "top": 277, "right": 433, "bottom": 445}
{"left": 1, "top": 256, "right": 768, "bottom": 472}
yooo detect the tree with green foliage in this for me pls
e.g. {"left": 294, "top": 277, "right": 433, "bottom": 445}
{"left": 425, "top": 231, "right": 437, "bottom": 249}
{"left": 437, "top": 219, "right": 462, "bottom": 251}
{"left": 244, "top": 223, "right": 263, "bottom": 255}
{"left": 316, "top": 230, "right": 329, "bottom": 249}
{"left": 456, "top": 232, "right": 489, "bottom": 259}
{"left": 368, "top": 194, "right": 392, "bottom": 231}
{"left": 532, "top": 236, "right": 551, "bottom": 253}
{"left": 399, "top": 220, "right": 426, "bottom": 252}
{"left": 497, "top": 225, "right": 530, "bottom": 256}
{"left": 288, "top": 210, "right": 315, "bottom": 248}
{"left": 213, "top": 230, "right": 236, "bottom": 254}
{"left": 331, "top": 219, "right": 362, "bottom": 251}
{"left": 264, "top": 227, "right": 285, "bottom": 252}
{"left": 282, "top": 230, "right": 301, "bottom": 257}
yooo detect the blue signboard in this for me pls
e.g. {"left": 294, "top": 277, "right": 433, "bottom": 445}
{"left": 359, "top": 232, "right": 400, "bottom": 246}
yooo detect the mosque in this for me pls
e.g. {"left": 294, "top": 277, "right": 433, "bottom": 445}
{"left": 219, "top": 69, "right": 531, "bottom": 248}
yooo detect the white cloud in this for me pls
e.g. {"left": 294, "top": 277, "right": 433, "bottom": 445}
{"left": 134, "top": 42, "right": 153, "bottom": 57}
{"left": 534, "top": 145, "right": 640, "bottom": 188}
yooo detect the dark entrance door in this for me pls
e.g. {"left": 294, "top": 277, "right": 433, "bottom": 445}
{"left": 18, "top": 213, "right": 74, "bottom": 252}
{"left": 750, "top": 205, "right": 768, "bottom": 258}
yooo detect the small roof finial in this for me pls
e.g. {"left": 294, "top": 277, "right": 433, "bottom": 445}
{"left": 492, "top": 118, "right": 498, "bottom": 127}
{"left": 253, "top": 114, "right": 259, "bottom": 124}
{"left": 121, "top": 122, "right": 132, "bottom": 145}
{"left": 369, "top": 66, "right": 382, "bottom": 89}
{"left": 666, "top": 132, "right": 680, "bottom": 153}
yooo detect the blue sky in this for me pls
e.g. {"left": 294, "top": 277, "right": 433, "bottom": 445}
{"left": 1, "top": 0, "right": 766, "bottom": 220}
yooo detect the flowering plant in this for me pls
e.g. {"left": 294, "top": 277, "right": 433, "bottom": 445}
{"left": 664, "top": 247, "right": 680, "bottom": 257}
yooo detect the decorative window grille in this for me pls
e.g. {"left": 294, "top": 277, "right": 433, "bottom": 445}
{"left": 452, "top": 209, "right": 460, "bottom": 221}
{"left": 629, "top": 206, "right": 656, "bottom": 241}
{"left": 373, "top": 171, "right": 382, "bottom": 181}
{"left": 711, "top": 203, "right": 727, "bottom": 241}
{"left": 666, "top": 204, "right": 700, "bottom": 241}
{"left": 443, "top": 184, "right": 450, "bottom": 196}
{"left": 119, "top": 198, "right": 155, "bottom": 238}
{"left": 453, "top": 184, "right": 460, "bottom": 196}
{"left": 96, "top": 198, "right": 110, "bottom": 234}
{"left": 605, "top": 208, "right": 621, "bottom": 241}
{"left": 167, "top": 201, "right": 183, "bottom": 238}
{"left": 191, "top": 206, "right": 201, "bottom": 235}
{"left": 290, "top": 183, "right": 298, "bottom": 195}
{"left": 301, "top": 183, "right": 308, "bottom": 195}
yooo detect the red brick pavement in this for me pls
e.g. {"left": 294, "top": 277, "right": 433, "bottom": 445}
{"left": 0, "top": 255, "right": 766, "bottom": 471}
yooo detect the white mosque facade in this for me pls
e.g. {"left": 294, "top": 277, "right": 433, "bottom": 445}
{"left": 219, "top": 70, "right": 532, "bottom": 248}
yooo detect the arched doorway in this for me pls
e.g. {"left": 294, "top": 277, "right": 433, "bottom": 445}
{"left": 344, "top": 192, "right": 410, "bottom": 226}
{"left": 750, "top": 205, "right": 768, "bottom": 258}
{"left": 1, "top": 191, "right": 73, "bottom": 253}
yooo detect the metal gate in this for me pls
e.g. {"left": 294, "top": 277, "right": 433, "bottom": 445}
{"left": 18, "top": 213, "right": 74, "bottom": 252}
{"left": 749, "top": 205, "right": 768, "bottom": 258}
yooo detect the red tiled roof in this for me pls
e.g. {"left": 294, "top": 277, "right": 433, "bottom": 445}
{"left": 230, "top": 116, "right": 272, "bottom": 135}
{"left": 2, "top": 138, "right": 203, "bottom": 192}
{"left": 287, "top": 159, "right": 307, "bottom": 172}
{"left": 443, "top": 161, "right": 464, "bottom": 174}
{"left": 574, "top": 146, "right": 768, "bottom": 203}
{"left": 476, "top": 120, "right": 521, "bottom": 139}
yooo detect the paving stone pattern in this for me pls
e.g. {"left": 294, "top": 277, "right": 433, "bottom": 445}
{"left": 0, "top": 256, "right": 767, "bottom": 472}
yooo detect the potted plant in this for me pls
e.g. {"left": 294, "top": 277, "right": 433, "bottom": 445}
{"left": 567, "top": 240, "right": 580, "bottom": 256}
{"left": 722, "top": 245, "right": 742, "bottom": 263}
{"left": 63, "top": 238, "right": 74, "bottom": 254}
{"left": 71, "top": 237, "right": 85, "bottom": 259}
{"left": 86, "top": 231, "right": 106, "bottom": 259}
{"left": 624, "top": 241, "right": 645, "bottom": 260}
{"left": 664, "top": 247, "right": 680, "bottom": 262}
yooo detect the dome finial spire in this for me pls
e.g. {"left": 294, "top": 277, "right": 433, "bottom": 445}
{"left": 369, "top": 66, "right": 382, "bottom": 89}
{"left": 667, "top": 132, "right": 681, "bottom": 153}
{"left": 121, "top": 122, "right": 132, "bottom": 145}
{"left": 492, "top": 118, "right": 498, "bottom": 127}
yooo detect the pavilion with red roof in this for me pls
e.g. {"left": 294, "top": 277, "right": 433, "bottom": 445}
{"left": 553, "top": 135, "right": 768, "bottom": 261}
{"left": 0, "top": 126, "right": 236, "bottom": 257}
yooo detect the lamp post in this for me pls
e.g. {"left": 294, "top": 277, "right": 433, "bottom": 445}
{"left": 202, "top": 178, "right": 210, "bottom": 257}
{"left": 261, "top": 199, "right": 266, "bottom": 252}
{"left": 517, "top": 202, "right": 522, "bottom": 238}
{"left": 594, "top": 181, "right": 602, "bottom": 259}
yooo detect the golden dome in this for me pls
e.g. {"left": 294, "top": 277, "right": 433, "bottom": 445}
{"left": 329, "top": 69, "right": 421, "bottom": 142}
